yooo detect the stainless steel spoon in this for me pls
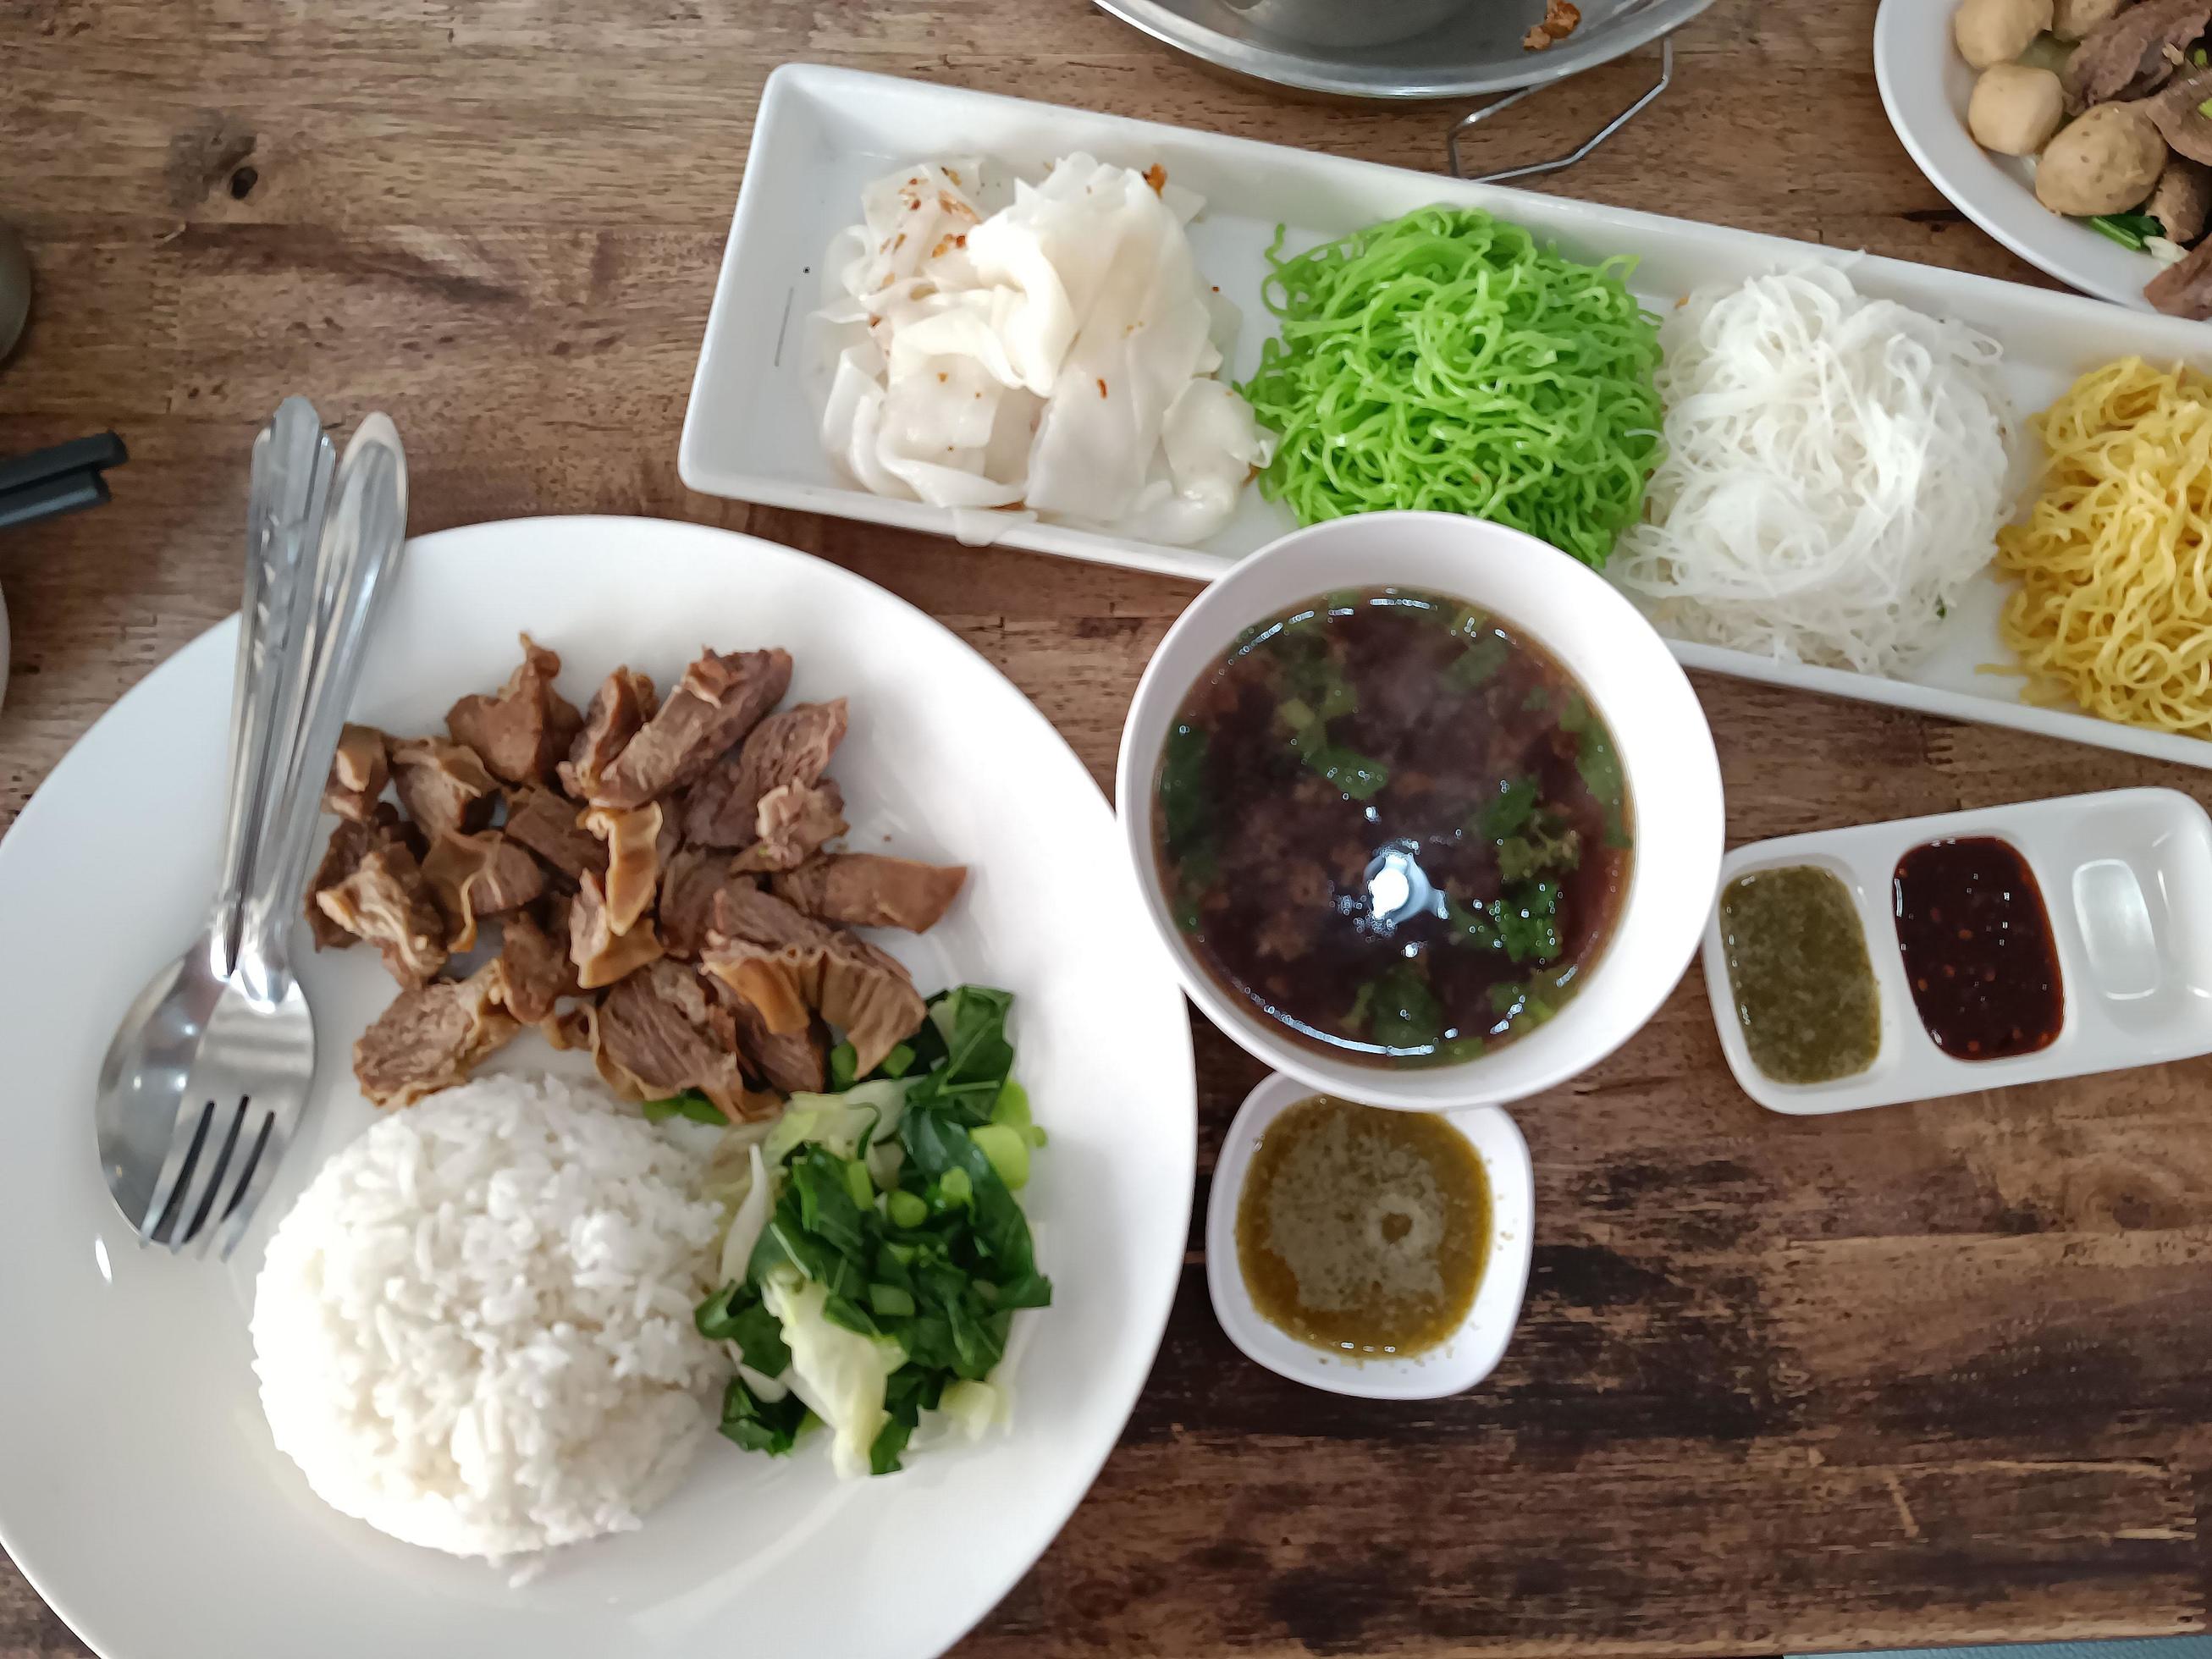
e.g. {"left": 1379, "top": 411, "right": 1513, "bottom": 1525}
{"left": 96, "top": 405, "right": 408, "bottom": 1257}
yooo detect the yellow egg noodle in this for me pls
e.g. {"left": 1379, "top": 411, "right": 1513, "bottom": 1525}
{"left": 1996, "top": 357, "right": 2212, "bottom": 737}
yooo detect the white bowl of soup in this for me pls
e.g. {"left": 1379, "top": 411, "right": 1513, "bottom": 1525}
{"left": 1115, "top": 510, "right": 1724, "bottom": 1111}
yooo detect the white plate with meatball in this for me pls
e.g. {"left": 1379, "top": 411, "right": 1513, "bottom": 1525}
{"left": 1877, "top": 0, "right": 2212, "bottom": 315}
{"left": 0, "top": 515, "right": 1196, "bottom": 1659}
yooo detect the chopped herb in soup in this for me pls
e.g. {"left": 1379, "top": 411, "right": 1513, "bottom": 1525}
{"left": 1152, "top": 587, "right": 1632, "bottom": 1067}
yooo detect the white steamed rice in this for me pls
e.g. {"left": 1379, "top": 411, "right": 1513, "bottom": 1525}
{"left": 251, "top": 1075, "right": 728, "bottom": 1560}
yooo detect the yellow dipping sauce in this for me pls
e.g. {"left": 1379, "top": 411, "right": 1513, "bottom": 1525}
{"left": 1233, "top": 1095, "right": 1490, "bottom": 1359}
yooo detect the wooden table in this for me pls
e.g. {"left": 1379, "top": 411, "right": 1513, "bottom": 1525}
{"left": 4, "top": 0, "right": 2210, "bottom": 1651}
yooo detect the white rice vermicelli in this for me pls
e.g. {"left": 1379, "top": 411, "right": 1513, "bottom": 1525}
{"left": 251, "top": 1075, "right": 727, "bottom": 1560}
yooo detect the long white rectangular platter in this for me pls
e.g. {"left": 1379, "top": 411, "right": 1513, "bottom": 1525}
{"left": 681, "top": 63, "right": 2212, "bottom": 771}
{"left": 1701, "top": 787, "right": 2212, "bottom": 1116}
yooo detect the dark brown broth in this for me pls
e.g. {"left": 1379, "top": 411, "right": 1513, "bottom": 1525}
{"left": 1153, "top": 587, "right": 1632, "bottom": 1067}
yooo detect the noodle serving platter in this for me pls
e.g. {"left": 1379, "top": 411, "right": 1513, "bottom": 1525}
{"left": 683, "top": 64, "right": 2212, "bottom": 772}
{"left": 1702, "top": 788, "right": 2212, "bottom": 1117}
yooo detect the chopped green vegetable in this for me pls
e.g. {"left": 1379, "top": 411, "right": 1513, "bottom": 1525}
{"left": 1445, "top": 632, "right": 1509, "bottom": 692}
{"left": 2088, "top": 212, "right": 2165, "bottom": 251}
{"left": 1559, "top": 695, "right": 1630, "bottom": 848}
{"left": 971, "top": 1123, "right": 1030, "bottom": 1190}
{"left": 1494, "top": 879, "right": 1563, "bottom": 964}
{"left": 1498, "top": 813, "right": 1581, "bottom": 881}
{"left": 1365, "top": 962, "right": 1444, "bottom": 1051}
{"left": 1158, "top": 719, "right": 1211, "bottom": 852}
{"left": 1305, "top": 743, "right": 1389, "bottom": 800}
{"left": 719, "top": 1375, "right": 809, "bottom": 1455}
{"left": 1476, "top": 776, "right": 1539, "bottom": 841}
{"left": 1521, "top": 686, "right": 1549, "bottom": 713}
{"left": 886, "top": 1189, "right": 929, "bottom": 1228}
{"left": 642, "top": 1090, "right": 725, "bottom": 1127}
{"left": 697, "top": 986, "right": 1050, "bottom": 1476}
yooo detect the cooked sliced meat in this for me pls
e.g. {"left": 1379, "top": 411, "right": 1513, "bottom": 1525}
{"left": 2149, "top": 153, "right": 2212, "bottom": 235}
{"left": 595, "top": 960, "right": 754, "bottom": 1120}
{"left": 391, "top": 736, "right": 500, "bottom": 841}
{"left": 306, "top": 817, "right": 376, "bottom": 951}
{"left": 558, "top": 667, "right": 659, "bottom": 800}
{"left": 2064, "top": 0, "right": 2212, "bottom": 107}
{"left": 502, "top": 785, "right": 608, "bottom": 887}
{"left": 699, "top": 887, "right": 925, "bottom": 1074}
{"left": 494, "top": 899, "right": 578, "bottom": 1024}
{"left": 323, "top": 724, "right": 389, "bottom": 822}
{"left": 315, "top": 841, "right": 450, "bottom": 989}
{"left": 445, "top": 634, "right": 584, "bottom": 787}
{"left": 421, "top": 829, "right": 548, "bottom": 950}
{"left": 2144, "top": 71, "right": 2212, "bottom": 162}
{"left": 588, "top": 648, "right": 793, "bottom": 809}
{"left": 2148, "top": 232, "right": 2212, "bottom": 312}
{"left": 715, "top": 978, "right": 828, "bottom": 1094}
{"left": 683, "top": 699, "right": 848, "bottom": 847}
{"left": 770, "top": 852, "right": 967, "bottom": 933}
{"left": 571, "top": 869, "right": 665, "bottom": 989}
{"left": 580, "top": 802, "right": 665, "bottom": 935}
{"left": 660, "top": 846, "right": 749, "bottom": 959}
{"left": 353, "top": 962, "right": 521, "bottom": 1107}
{"left": 731, "top": 780, "right": 847, "bottom": 874}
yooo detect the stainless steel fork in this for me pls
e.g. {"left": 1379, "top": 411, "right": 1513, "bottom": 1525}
{"left": 95, "top": 405, "right": 408, "bottom": 1257}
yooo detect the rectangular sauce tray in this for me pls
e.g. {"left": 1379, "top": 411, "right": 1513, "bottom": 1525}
{"left": 1700, "top": 788, "right": 2212, "bottom": 1116}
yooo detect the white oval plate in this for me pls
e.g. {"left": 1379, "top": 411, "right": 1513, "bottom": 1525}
{"left": 0, "top": 516, "right": 1195, "bottom": 1659}
{"left": 1205, "top": 1073, "right": 1533, "bottom": 1399}
{"left": 1874, "top": 0, "right": 2165, "bottom": 312}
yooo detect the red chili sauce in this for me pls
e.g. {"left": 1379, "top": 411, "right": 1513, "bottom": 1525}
{"left": 1891, "top": 837, "right": 2062, "bottom": 1061}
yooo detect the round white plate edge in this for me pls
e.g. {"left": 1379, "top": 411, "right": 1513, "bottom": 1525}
{"left": 1873, "top": 0, "right": 2164, "bottom": 313}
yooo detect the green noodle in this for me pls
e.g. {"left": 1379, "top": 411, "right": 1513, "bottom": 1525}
{"left": 1237, "top": 207, "right": 1666, "bottom": 570}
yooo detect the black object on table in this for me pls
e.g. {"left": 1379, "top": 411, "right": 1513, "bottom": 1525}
{"left": 0, "top": 432, "right": 127, "bottom": 532}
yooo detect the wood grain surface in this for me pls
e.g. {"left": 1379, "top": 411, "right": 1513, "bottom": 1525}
{"left": 4, "top": 0, "right": 2210, "bottom": 1652}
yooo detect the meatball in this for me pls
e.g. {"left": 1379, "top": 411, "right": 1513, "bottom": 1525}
{"left": 1955, "top": 0, "right": 2055, "bottom": 69}
{"left": 2037, "top": 102, "right": 2170, "bottom": 214}
{"left": 1970, "top": 63, "right": 2069, "bottom": 154}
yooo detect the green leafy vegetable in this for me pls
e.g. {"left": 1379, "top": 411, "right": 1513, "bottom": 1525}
{"left": 697, "top": 985, "right": 1051, "bottom": 1477}
{"left": 1494, "top": 879, "right": 1563, "bottom": 963}
{"left": 1476, "top": 776, "right": 1540, "bottom": 841}
{"left": 2088, "top": 212, "right": 2164, "bottom": 251}
{"left": 1305, "top": 743, "right": 1389, "bottom": 801}
{"left": 642, "top": 1090, "right": 726, "bottom": 1127}
{"left": 1445, "top": 633, "right": 1509, "bottom": 692}
{"left": 1365, "top": 962, "right": 1444, "bottom": 1051}
{"left": 1158, "top": 719, "right": 1211, "bottom": 852}
{"left": 1559, "top": 695, "right": 1630, "bottom": 849}
{"left": 719, "top": 1375, "right": 809, "bottom": 1455}
{"left": 1498, "top": 813, "right": 1581, "bottom": 882}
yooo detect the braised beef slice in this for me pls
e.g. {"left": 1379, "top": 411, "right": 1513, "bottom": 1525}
{"left": 421, "top": 829, "right": 548, "bottom": 950}
{"left": 2149, "top": 154, "right": 2212, "bottom": 237}
{"left": 682, "top": 699, "right": 848, "bottom": 848}
{"left": 731, "top": 780, "right": 848, "bottom": 874}
{"left": 306, "top": 818, "right": 376, "bottom": 951}
{"left": 495, "top": 899, "right": 579, "bottom": 1024}
{"left": 353, "top": 963, "right": 520, "bottom": 1107}
{"left": 717, "top": 979, "right": 828, "bottom": 1094}
{"left": 770, "top": 852, "right": 967, "bottom": 933}
{"left": 444, "top": 635, "right": 584, "bottom": 787}
{"left": 503, "top": 785, "right": 608, "bottom": 886}
{"left": 699, "top": 886, "right": 924, "bottom": 1074}
{"left": 316, "top": 841, "right": 450, "bottom": 989}
{"left": 2064, "top": 0, "right": 2212, "bottom": 107}
{"left": 2149, "top": 234, "right": 2212, "bottom": 313}
{"left": 660, "top": 846, "right": 750, "bottom": 959}
{"left": 558, "top": 667, "right": 659, "bottom": 800}
{"left": 571, "top": 868, "right": 665, "bottom": 989}
{"left": 595, "top": 960, "right": 750, "bottom": 1114}
{"left": 2145, "top": 71, "right": 2212, "bottom": 163}
{"left": 323, "top": 725, "right": 390, "bottom": 823}
{"left": 588, "top": 648, "right": 793, "bottom": 809}
{"left": 391, "top": 737, "right": 500, "bottom": 841}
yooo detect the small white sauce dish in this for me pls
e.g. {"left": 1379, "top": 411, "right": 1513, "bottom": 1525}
{"left": 1205, "top": 1070, "right": 1536, "bottom": 1400}
{"left": 1115, "top": 509, "right": 1725, "bottom": 1110}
